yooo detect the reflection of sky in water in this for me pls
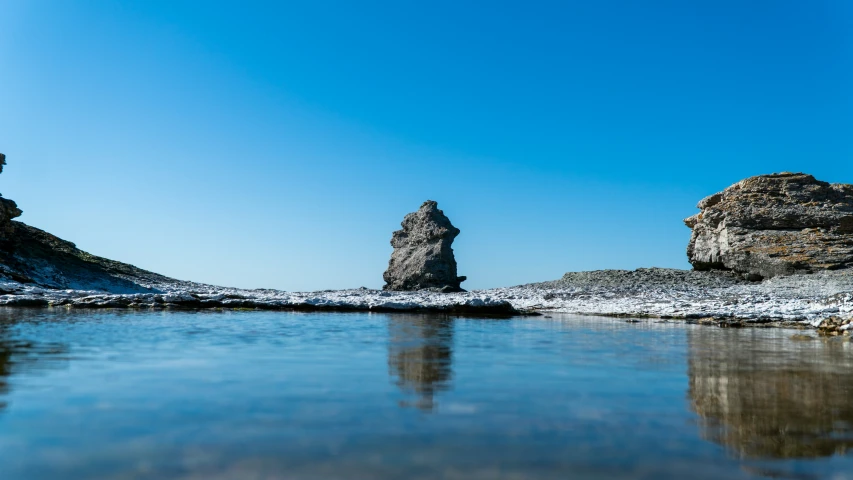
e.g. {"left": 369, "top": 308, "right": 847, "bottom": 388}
{"left": 0, "top": 308, "right": 851, "bottom": 479}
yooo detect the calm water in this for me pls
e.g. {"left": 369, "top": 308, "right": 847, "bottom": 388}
{"left": 1, "top": 309, "right": 852, "bottom": 480}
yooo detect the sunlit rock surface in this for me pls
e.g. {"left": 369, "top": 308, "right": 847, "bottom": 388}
{"left": 685, "top": 173, "right": 853, "bottom": 279}
{"left": 383, "top": 201, "right": 466, "bottom": 292}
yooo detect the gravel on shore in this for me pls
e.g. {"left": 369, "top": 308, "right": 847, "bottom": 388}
{"left": 1, "top": 267, "right": 851, "bottom": 328}
{"left": 500, "top": 268, "right": 853, "bottom": 326}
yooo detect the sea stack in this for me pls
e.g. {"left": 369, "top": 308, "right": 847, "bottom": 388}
{"left": 383, "top": 200, "right": 466, "bottom": 292}
{"left": 684, "top": 172, "right": 853, "bottom": 279}
{"left": 0, "top": 154, "right": 23, "bottom": 233}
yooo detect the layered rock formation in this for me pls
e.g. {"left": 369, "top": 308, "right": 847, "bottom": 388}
{"left": 383, "top": 201, "right": 466, "bottom": 292}
{"left": 685, "top": 173, "right": 853, "bottom": 279}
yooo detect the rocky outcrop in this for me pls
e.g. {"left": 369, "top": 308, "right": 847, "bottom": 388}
{"left": 0, "top": 199, "right": 22, "bottom": 231}
{"left": 0, "top": 154, "right": 173, "bottom": 292}
{"left": 0, "top": 221, "right": 176, "bottom": 292}
{"left": 0, "top": 154, "right": 22, "bottom": 233}
{"left": 685, "top": 173, "right": 853, "bottom": 279}
{"left": 0, "top": 157, "right": 518, "bottom": 315}
{"left": 383, "top": 201, "right": 466, "bottom": 292}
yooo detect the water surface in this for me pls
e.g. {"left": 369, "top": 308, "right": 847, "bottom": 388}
{"left": 0, "top": 308, "right": 852, "bottom": 479}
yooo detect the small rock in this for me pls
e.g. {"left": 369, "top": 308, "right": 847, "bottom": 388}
{"left": 816, "top": 316, "right": 850, "bottom": 335}
{"left": 719, "top": 319, "right": 744, "bottom": 328}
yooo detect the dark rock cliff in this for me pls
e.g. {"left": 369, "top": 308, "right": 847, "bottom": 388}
{"left": 0, "top": 154, "right": 22, "bottom": 235}
{"left": 0, "top": 154, "right": 175, "bottom": 293}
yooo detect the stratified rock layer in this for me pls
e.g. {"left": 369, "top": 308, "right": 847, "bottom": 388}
{"left": 383, "top": 201, "right": 466, "bottom": 292}
{"left": 685, "top": 173, "right": 853, "bottom": 279}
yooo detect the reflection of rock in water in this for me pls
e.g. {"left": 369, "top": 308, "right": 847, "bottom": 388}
{"left": 0, "top": 324, "right": 69, "bottom": 411}
{"left": 688, "top": 330, "right": 853, "bottom": 459}
{"left": 387, "top": 315, "right": 453, "bottom": 411}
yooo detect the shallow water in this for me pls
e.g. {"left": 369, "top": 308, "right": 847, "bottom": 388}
{"left": 0, "top": 309, "right": 852, "bottom": 480}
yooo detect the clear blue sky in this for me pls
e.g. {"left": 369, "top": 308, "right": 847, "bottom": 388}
{"left": 0, "top": 1, "right": 850, "bottom": 291}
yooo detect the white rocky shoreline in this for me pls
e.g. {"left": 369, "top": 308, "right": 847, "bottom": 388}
{"left": 2, "top": 268, "right": 851, "bottom": 330}
{"left": 1, "top": 152, "right": 853, "bottom": 331}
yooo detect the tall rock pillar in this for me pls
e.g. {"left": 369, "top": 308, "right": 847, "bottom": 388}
{"left": 383, "top": 201, "right": 466, "bottom": 292}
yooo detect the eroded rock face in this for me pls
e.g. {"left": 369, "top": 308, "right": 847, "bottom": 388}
{"left": 685, "top": 173, "right": 853, "bottom": 279}
{"left": 0, "top": 199, "right": 21, "bottom": 226}
{"left": 383, "top": 201, "right": 466, "bottom": 292}
{"left": 0, "top": 154, "right": 22, "bottom": 232}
